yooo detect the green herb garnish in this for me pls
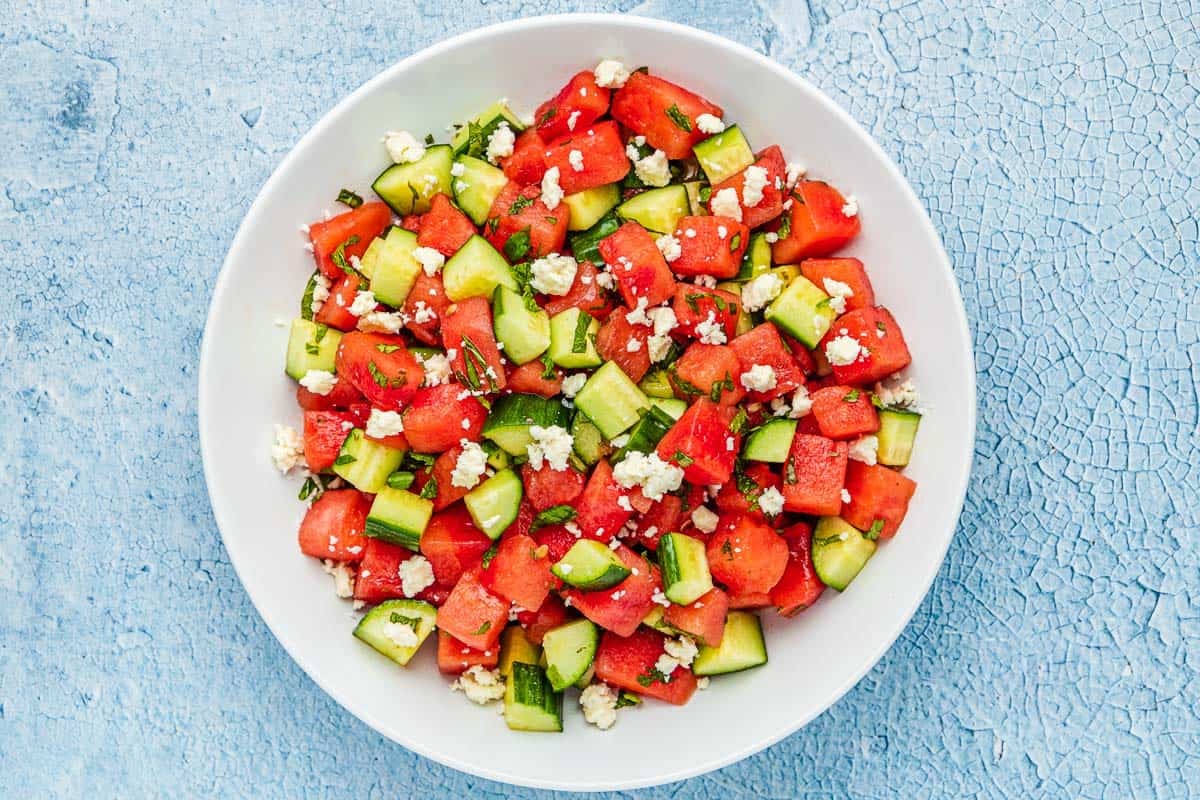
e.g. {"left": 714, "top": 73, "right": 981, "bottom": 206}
{"left": 336, "top": 188, "right": 363, "bottom": 208}
{"left": 665, "top": 104, "right": 692, "bottom": 132}
{"left": 504, "top": 227, "right": 532, "bottom": 262}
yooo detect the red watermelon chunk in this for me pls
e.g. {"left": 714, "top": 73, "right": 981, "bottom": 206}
{"left": 594, "top": 627, "right": 698, "bottom": 705}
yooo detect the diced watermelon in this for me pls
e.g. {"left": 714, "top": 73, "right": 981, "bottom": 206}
{"left": 706, "top": 514, "right": 789, "bottom": 595}
{"left": 611, "top": 72, "right": 723, "bottom": 159}
{"left": 402, "top": 382, "right": 488, "bottom": 453}
{"left": 417, "top": 193, "right": 476, "bottom": 258}
{"left": 563, "top": 545, "right": 659, "bottom": 637}
{"left": 708, "top": 145, "right": 787, "bottom": 229}
{"left": 595, "top": 307, "right": 652, "bottom": 383}
{"left": 575, "top": 459, "right": 633, "bottom": 540}
{"left": 436, "top": 568, "right": 508, "bottom": 651}
{"left": 314, "top": 272, "right": 366, "bottom": 331}
{"left": 656, "top": 398, "right": 740, "bottom": 485}
{"left": 515, "top": 593, "right": 570, "bottom": 645}
{"left": 481, "top": 532, "right": 555, "bottom": 611}
{"left": 308, "top": 201, "right": 392, "bottom": 280}
{"left": 296, "top": 378, "right": 365, "bottom": 412}
{"left": 502, "top": 128, "right": 547, "bottom": 185}
{"left": 729, "top": 322, "right": 805, "bottom": 402}
{"left": 594, "top": 627, "right": 698, "bottom": 705}
{"left": 809, "top": 385, "right": 881, "bottom": 440}
{"left": 841, "top": 461, "right": 917, "bottom": 541}
{"left": 542, "top": 121, "right": 631, "bottom": 195}
{"left": 597, "top": 222, "right": 676, "bottom": 308}
{"left": 715, "top": 463, "right": 781, "bottom": 518}
{"left": 663, "top": 587, "right": 729, "bottom": 647}
{"left": 535, "top": 71, "right": 611, "bottom": 142}
{"left": 506, "top": 361, "right": 563, "bottom": 397}
{"left": 799, "top": 257, "right": 876, "bottom": 312}
{"left": 780, "top": 433, "right": 848, "bottom": 516}
{"left": 401, "top": 271, "right": 451, "bottom": 347}
{"left": 298, "top": 489, "right": 370, "bottom": 561}
{"left": 819, "top": 306, "right": 912, "bottom": 386}
{"left": 521, "top": 462, "right": 586, "bottom": 512}
{"left": 427, "top": 443, "right": 472, "bottom": 510}
{"left": 420, "top": 505, "right": 493, "bottom": 586}
{"left": 630, "top": 493, "right": 683, "bottom": 550}
{"left": 771, "top": 181, "right": 861, "bottom": 263}
{"left": 670, "top": 215, "right": 749, "bottom": 279}
{"left": 671, "top": 284, "right": 740, "bottom": 342}
{"left": 771, "top": 521, "right": 825, "bottom": 616}
{"left": 508, "top": 499, "right": 537, "bottom": 541}
{"left": 726, "top": 590, "right": 771, "bottom": 609}
{"left": 442, "top": 296, "right": 507, "bottom": 392}
{"left": 302, "top": 409, "right": 355, "bottom": 472}
{"left": 354, "top": 537, "right": 438, "bottom": 604}
{"left": 437, "top": 630, "right": 500, "bottom": 674}
{"left": 670, "top": 343, "right": 744, "bottom": 406}
{"left": 540, "top": 260, "right": 616, "bottom": 319}
{"left": 531, "top": 524, "right": 576, "bottom": 564}
{"left": 335, "top": 332, "right": 424, "bottom": 411}
{"left": 399, "top": 214, "right": 422, "bottom": 233}
{"left": 484, "top": 182, "right": 569, "bottom": 260}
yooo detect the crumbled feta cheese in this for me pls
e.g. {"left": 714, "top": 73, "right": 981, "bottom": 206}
{"left": 594, "top": 265, "right": 616, "bottom": 290}
{"left": 695, "top": 274, "right": 717, "bottom": 289}
{"left": 593, "top": 59, "right": 631, "bottom": 89}
{"left": 647, "top": 335, "right": 672, "bottom": 363}
{"left": 825, "top": 334, "right": 864, "bottom": 366}
{"left": 382, "top": 618, "right": 419, "bottom": 648}
{"left": 848, "top": 435, "right": 879, "bottom": 466}
{"left": 451, "top": 666, "right": 506, "bottom": 704}
{"left": 321, "top": 559, "right": 355, "bottom": 598}
{"left": 348, "top": 290, "right": 377, "bottom": 317}
{"left": 710, "top": 187, "right": 743, "bottom": 221}
{"left": 540, "top": 166, "right": 564, "bottom": 210}
{"left": 740, "top": 364, "right": 777, "bottom": 393}
{"left": 366, "top": 409, "right": 405, "bottom": 438}
{"left": 758, "top": 486, "right": 785, "bottom": 517}
{"left": 617, "top": 495, "right": 633, "bottom": 512}
{"left": 690, "top": 506, "right": 719, "bottom": 534}
{"left": 656, "top": 233, "right": 682, "bottom": 262}
{"left": 418, "top": 352, "right": 452, "bottom": 386}
{"left": 785, "top": 161, "right": 807, "bottom": 188}
{"left": 610, "top": 590, "right": 626, "bottom": 601}
{"left": 874, "top": 376, "right": 921, "bottom": 410}
{"left": 561, "top": 373, "right": 587, "bottom": 398}
{"left": 451, "top": 440, "right": 488, "bottom": 489}
{"left": 696, "top": 113, "right": 726, "bottom": 134}
{"left": 356, "top": 310, "right": 407, "bottom": 333}
{"left": 741, "top": 165, "right": 769, "bottom": 208}
{"left": 651, "top": 588, "right": 671, "bottom": 608}
{"left": 695, "top": 311, "right": 727, "bottom": 345}
{"left": 664, "top": 635, "right": 698, "bottom": 667}
{"left": 450, "top": 161, "right": 466, "bottom": 177}
{"left": 568, "top": 148, "right": 585, "bottom": 172}
{"left": 299, "top": 369, "right": 337, "bottom": 396}
{"left": 645, "top": 306, "right": 679, "bottom": 363}
{"left": 717, "top": 225, "right": 728, "bottom": 240}
{"left": 526, "top": 425, "right": 573, "bottom": 472}
{"left": 611, "top": 451, "right": 684, "bottom": 501}
{"left": 697, "top": 676, "right": 711, "bottom": 690}
{"left": 485, "top": 122, "right": 515, "bottom": 164}
{"left": 765, "top": 232, "right": 780, "bottom": 244}
{"left": 412, "top": 301, "right": 437, "bottom": 324}
{"left": 271, "top": 424, "right": 305, "bottom": 473}
{"left": 740, "top": 273, "right": 784, "bottom": 313}
{"left": 654, "top": 653, "right": 679, "bottom": 679}
{"left": 398, "top": 554, "right": 436, "bottom": 597}
{"left": 309, "top": 273, "right": 332, "bottom": 315}
{"left": 383, "top": 130, "right": 425, "bottom": 164}
{"left": 842, "top": 195, "right": 859, "bottom": 217}
{"left": 822, "top": 277, "right": 854, "bottom": 315}
{"left": 580, "top": 683, "right": 620, "bottom": 730}
{"left": 530, "top": 252, "right": 578, "bottom": 296}
{"left": 840, "top": 489, "right": 852, "bottom": 505}
{"left": 627, "top": 146, "right": 671, "bottom": 187}
{"left": 625, "top": 296, "right": 652, "bottom": 326}
{"left": 413, "top": 246, "right": 445, "bottom": 277}
{"left": 610, "top": 434, "right": 631, "bottom": 449}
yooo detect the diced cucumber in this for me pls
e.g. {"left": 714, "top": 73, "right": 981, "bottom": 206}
{"left": 811, "top": 516, "right": 876, "bottom": 591}
{"left": 613, "top": 405, "right": 677, "bottom": 462}
{"left": 452, "top": 155, "right": 510, "bottom": 225}
{"left": 481, "top": 439, "right": 513, "bottom": 471}
{"left": 365, "top": 486, "right": 434, "bottom": 550}
{"left": 638, "top": 368, "right": 676, "bottom": 399}
{"left": 552, "top": 539, "right": 631, "bottom": 590}
{"left": 442, "top": 234, "right": 517, "bottom": 302}
{"left": 373, "top": 144, "right": 454, "bottom": 215}
{"left": 570, "top": 412, "right": 610, "bottom": 466}
{"left": 876, "top": 408, "right": 921, "bottom": 467}
{"left": 574, "top": 664, "right": 596, "bottom": 690}
{"left": 569, "top": 212, "right": 621, "bottom": 266}
{"left": 285, "top": 319, "right": 342, "bottom": 380}
{"left": 464, "top": 468, "right": 523, "bottom": 540}
{"left": 482, "top": 393, "right": 571, "bottom": 456}
{"left": 563, "top": 184, "right": 621, "bottom": 231}
{"left": 736, "top": 232, "right": 773, "bottom": 281}
{"left": 743, "top": 418, "right": 797, "bottom": 463}
{"left": 642, "top": 605, "right": 681, "bottom": 636}
{"left": 683, "top": 180, "right": 709, "bottom": 216}
{"left": 357, "top": 236, "right": 388, "bottom": 280}
{"left": 616, "top": 185, "right": 690, "bottom": 235}
{"left": 369, "top": 227, "right": 422, "bottom": 307}
{"left": 541, "top": 619, "right": 599, "bottom": 691}
{"left": 548, "top": 308, "right": 602, "bottom": 369}
{"left": 692, "top": 125, "right": 754, "bottom": 185}
{"left": 716, "top": 281, "right": 754, "bottom": 335}
{"left": 648, "top": 397, "right": 687, "bottom": 420}
{"left": 493, "top": 286, "right": 551, "bottom": 365}
{"left": 692, "top": 611, "right": 768, "bottom": 676}
{"left": 499, "top": 626, "right": 542, "bottom": 677}
{"left": 451, "top": 100, "right": 526, "bottom": 157}
{"left": 574, "top": 361, "right": 650, "bottom": 439}
{"left": 765, "top": 275, "right": 836, "bottom": 349}
{"left": 658, "top": 533, "right": 713, "bottom": 606}
{"left": 504, "top": 662, "right": 563, "bottom": 733}
{"left": 333, "top": 429, "right": 406, "bottom": 493}
{"left": 352, "top": 599, "right": 437, "bottom": 666}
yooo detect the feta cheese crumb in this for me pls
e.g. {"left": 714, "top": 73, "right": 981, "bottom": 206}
{"left": 654, "top": 653, "right": 679, "bottom": 679}
{"left": 696, "top": 113, "right": 726, "bottom": 134}
{"left": 271, "top": 424, "right": 305, "bottom": 473}
{"left": 758, "top": 486, "right": 785, "bottom": 517}
{"left": 412, "top": 301, "right": 437, "bottom": 324}
{"left": 612, "top": 451, "right": 684, "bottom": 501}
{"left": 741, "top": 273, "right": 784, "bottom": 313}
{"left": 450, "top": 161, "right": 466, "bottom": 177}
{"left": 530, "top": 252, "right": 578, "bottom": 295}
{"left": 568, "top": 148, "right": 585, "bottom": 172}
{"left": 848, "top": 435, "right": 880, "bottom": 466}
{"left": 697, "top": 676, "right": 711, "bottom": 690}
{"left": 617, "top": 495, "right": 634, "bottom": 512}
{"left": 656, "top": 233, "right": 682, "bottom": 262}
{"left": 356, "top": 310, "right": 407, "bottom": 333}
{"left": 299, "top": 369, "right": 338, "bottom": 396}
{"left": 664, "top": 635, "right": 698, "bottom": 668}
{"left": 822, "top": 277, "right": 854, "bottom": 314}
{"left": 785, "top": 161, "right": 807, "bottom": 189}
{"left": 626, "top": 146, "right": 671, "bottom": 187}
{"left": 625, "top": 296, "right": 652, "bottom": 326}
{"left": 627, "top": 337, "right": 646, "bottom": 353}
{"left": 740, "top": 364, "right": 777, "bottom": 393}
{"left": 651, "top": 588, "right": 671, "bottom": 608}
{"left": 321, "top": 559, "right": 355, "bottom": 598}
{"left": 366, "top": 409, "right": 405, "bottom": 438}
{"left": 451, "top": 666, "right": 506, "bottom": 704}
{"left": 413, "top": 246, "right": 445, "bottom": 277}
{"left": 610, "top": 434, "right": 631, "bottom": 449}
{"left": 741, "top": 165, "right": 769, "bottom": 208}
{"left": 526, "top": 425, "right": 574, "bottom": 472}
{"left": 451, "top": 440, "right": 488, "bottom": 489}
{"left": 382, "top": 618, "right": 419, "bottom": 648}
{"left": 825, "top": 334, "right": 864, "bottom": 366}
{"left": 348, "top": 290, "right": 377, "bottom": 317}
{"left": 383, "top": 130, "right": 425, "bottom": 164}
{"left": 841, "top": 488, "right": 852, "bottom": 504}
{"left": 579, "top": 683, "right": 619, "bottom": 730}
{"left": 561, "top": 373, "right": 587, "bottom": 398}
{"left": 874, "top": 376, "right": 922, "bottom": 410}
{"left": 485, "top": 122, "right": 515, "bottom": 164}
{"left": 309, "top": 273, "right": 332, "bottom": 315}
{"left": 541, "top": 166, "right": 564, "bottom": 210}
{"left": 710, "top": 187, "right": 743, "bottom": 221}
{"left": 593, "top": 59, "right": 631, "bottom": 89}
{"left": 695, "top": 311, "right": 727, "bottom": 345}
{"left": 398, "top": 554, "right": 436, "bottom": 597}
{"left": 690, "top": 506, "right": 720, "bottom": 534}
{"left": 765, "top": 232, "right": 780, "bottom": 244}
{"left": 842, "top": 195, "right": 859, "bottom": 217}
{"left": 418, "top": 352, "right": 452, "bottom": 386}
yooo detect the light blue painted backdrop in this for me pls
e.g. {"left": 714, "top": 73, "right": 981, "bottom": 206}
{"left": 2, "top": 1, "right": 1197, "bottom": 797}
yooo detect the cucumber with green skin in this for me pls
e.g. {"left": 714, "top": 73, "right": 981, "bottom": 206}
{"left": 353, "top": 600, "right": 437, "bottom": 666}
{"left": 617, "top": 185, "right": 690, "bottom": 235}
{"left": 552, "top": 540, "right": 631, "bottom": 591}
{"left": 464, "top": 469, "right": 524, "bottom": 540}
{"left": 548, "top": 308, "right": 602, "bottom": 369}
{"left": 504, "top": 662, "right": 563, "bottom": 733}
{"left": 285, "top": 318, "right": 341, "bottom": 380}
{"left": 541, "top": 619, "right": 599, "bottom": 691}
{"left": 810, "top": 516, "right": 876, "bottom": 591}
{"left": 373, "top": 144, "right": 455, "bottom": 215}
{"left": 365, "top": 487, "right": 434, "bottom": 550}
{"left": 453, "top": 155, "right": 510, "bottom": 224}
{"left": 613, "top": 405, "right": 678, "bottom": 463}
{"left": 493, "top": 286, "right": 551, "bottom": 365}
{"left": 693, "top": 124, "right": 755, "bottom": 185}
{"left": 658, "top": 532, "right": 714, "bottom": 606}
{"left": 876, "top": 408, "right": 921, "bottom": 467}
{"left": 450, "top": 100, "right": 526, "bottom": 157}
{"left": 442, "top": 234, "right": 517, "bottom": 302}
{"left": 333, "top": 428, "right": 406, "bottom": 494}
{"left": 574, "top": 361, "right": 650, "bottom": 440}
{"left": 765, "top": 275, "right": 836, "bottom": 349}
{"left": 692, "top": 611, "right": 768, "bottom": 676}
{"left": 743, "top": 418, "right": 798, "bottom": 463}
{"left": 483, "top": 393, "right": 572, "bottom": 456}
{"left": 563, "top": 184, "right": 621, "bottom": 232}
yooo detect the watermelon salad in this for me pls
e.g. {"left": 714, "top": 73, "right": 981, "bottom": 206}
{"left": 270, "top": 59, "right": 924, "bottom": 732}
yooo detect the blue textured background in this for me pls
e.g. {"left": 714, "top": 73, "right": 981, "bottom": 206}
{"left": 3, "top": 1, "right": 1198, "bottom": 796}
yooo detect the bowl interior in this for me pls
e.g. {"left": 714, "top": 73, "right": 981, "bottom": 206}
{"left": 200, "top": 14, "right": 974, "bottom": 792}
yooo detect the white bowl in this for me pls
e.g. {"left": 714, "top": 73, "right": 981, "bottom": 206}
{"left": 200, "top": 13, "right": 975, "bottom": 792}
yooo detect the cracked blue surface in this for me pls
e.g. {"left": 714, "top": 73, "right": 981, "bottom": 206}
{"left": 2, "top": 1, "right": 1198, "bottom": 797}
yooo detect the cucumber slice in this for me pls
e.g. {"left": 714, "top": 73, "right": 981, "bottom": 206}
{"left": 811, "top": 516, "right": 876, "bottom": 591}
{"left": 683, "top": 180, "right": 709, "bottom": 216}
{"left": 369, "top": 227, "right": 422, "bottom": 307}
{"left": 568, "top": 212, "right": 621, "bottom": 266}
{"left": 451, "top": 100, "right": 526, "bottom": 157}
{"left": 357, "top": 236, "right": 388, "bottom": 280}
{"left": 333, "top": 428, "right": 406, "bottom": 493}
{"left": 482, "top": 393, "right": 571, "bottom": 456}
{"left": 642, "top": 605, "right": 681, "bottom": 636}
{"left": 648, "top": 397, "right": 687, "bottom": 420}
{"left": 658, "top": 532, "right": 714, "bottom": 606}
{"left": 613, "top": 405, "right": 677, "bottom": 463}
{"left": 373, "top": 145, "right": 454, "bottom": 215}
{"left": 482, "top": 439, "right": 513, "bottom": 471}
{"left": 285, "top": 319, "right": 342, "bottom": 380}
{"left": 352, "top": 599, "right": 437, "bottom": 666}
{"left": 743, "top": 418, "right": 798, "bottom": 463}
{"left": 765, "top": 275, "right": 836, "bottom": 349}
{"left": 570, "top": 413, "right": 609, "bottom": 467}
{"left": 736, "top": 232, "right": 772, "bottom": 281}
{"left": 716, "top": 281, "right": 754, "bottom": 335}
{"left": 574, "top": 361, "right": 650, "bottom": 439}
{"left": 616, "top": 185, "right": 690, "bottom": 235}
{"left": 692, "top": 124, "right": 754, "bottom": 185}
{"left": 771, "top": 264, "right": 801, "bottom": 285}
{"left": 692, "top": 611, "right": 768, "bottom": 676}
{"left": 499, "top": 626, "right": 542, "bottom": 677}
{"left": 638, "top": 368, "right": 676, "bottom": 399}
{"left": 563, "top": 183, "right": 621, "bottom": 231}
{"left": 493, "top": 286, "right": 551, "bottom": 365}
{"left": 504, "top": 662, "right": 563, "bottom": 733}
{"left": 542, "top": 619, "right": 600, "bottom": 691}
{"left": 452, "top": 155, "right": 510, "bottom": 225}
{"left": 876, "top": 408, "right": 921, "bottom": 467}
{"left": 464, "top": 469, "right": 523, "bottom": 540}
{"left": 548, "top": 308, "right": 602, "bottom": 369}
{"left": 442, "top": 234, "right": 517, "bottom": 302}
{"left": 552, "top": 539, "right": 632, "bottom": 590}
{"left": 365, "top": 486, "right": 434, "bottom": 550}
